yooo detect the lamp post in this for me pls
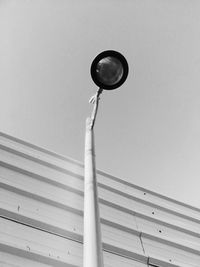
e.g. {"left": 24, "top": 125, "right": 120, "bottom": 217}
{"left": 84, "top": 50, "right": 129, "bottom": 267}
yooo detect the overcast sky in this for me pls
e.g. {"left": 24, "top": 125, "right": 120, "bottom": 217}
{"left": 1, "top": 0, "right": 200, "bottom": 209}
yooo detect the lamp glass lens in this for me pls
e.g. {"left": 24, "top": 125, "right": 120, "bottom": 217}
{"left": 96, "top": 56, "right": 124, "bottom": 86}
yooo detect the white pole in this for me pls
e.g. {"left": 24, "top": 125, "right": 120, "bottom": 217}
{"left": 83, "top": 117, "right": 104, "bottom": 267}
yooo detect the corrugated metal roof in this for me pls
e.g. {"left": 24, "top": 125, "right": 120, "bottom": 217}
{"left": 0, "top": 132, "right": 200, "bottom": 267}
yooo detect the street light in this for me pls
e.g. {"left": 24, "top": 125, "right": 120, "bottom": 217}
{"left": 84, "top": 50, "right": 129, "bottom": 267}
{"left": 90, "top": 50, "right": 129, "bottom": 90}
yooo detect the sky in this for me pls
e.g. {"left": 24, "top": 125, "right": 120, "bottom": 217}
{"left": 1, "top": 0, "right": 200, "bottom": 209}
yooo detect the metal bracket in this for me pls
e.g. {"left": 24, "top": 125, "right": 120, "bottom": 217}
{"left": 89, "top": 88, "right": 103, "bottom": 129}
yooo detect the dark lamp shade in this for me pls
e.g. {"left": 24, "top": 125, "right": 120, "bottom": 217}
{"left": 91, "top": 50, "right": 129, "bottom": 90}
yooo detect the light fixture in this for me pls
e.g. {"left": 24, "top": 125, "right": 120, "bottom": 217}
{"left": 90, "top": 50, "right": 129, "bottom": 90}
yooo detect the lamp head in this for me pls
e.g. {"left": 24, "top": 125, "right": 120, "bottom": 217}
{"left": 90, "top": 50, "right": 129, "bottom": 90}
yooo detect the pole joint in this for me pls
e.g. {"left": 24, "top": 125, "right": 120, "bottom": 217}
{"left": 89, "top": 88, "right": 103, "bottom": 130}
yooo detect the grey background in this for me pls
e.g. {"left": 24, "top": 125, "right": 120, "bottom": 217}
{"left": 1, "top": 0, "right": 200, "bottom": 208}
